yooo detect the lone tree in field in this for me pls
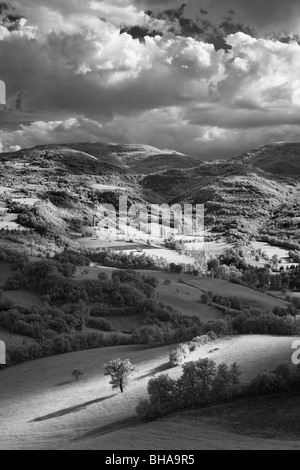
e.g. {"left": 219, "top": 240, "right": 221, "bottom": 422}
{"left": 72, "top": 368, "right": 84, "bottom": 382}
{"left": 103, "top": 358, "right": 136, "bottom": 393}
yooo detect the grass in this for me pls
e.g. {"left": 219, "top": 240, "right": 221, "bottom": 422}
{"left": 0, "top": 326, "right": 35, "bottom": 349}
{"left": 0, "top": 213, "right": 27, "bottom": 231}
{"left": 4, "top": 290, "right": 40, "bottom": 307}
{"left": 251, "top": 241, "right": 289, "bottom": 258}
{"left": 74, "top": 265, "right": 111, "bottom": 280}
{"left": 137, "top": 270, "right": 289, "bottom": 311}
{"left": 79, "top": 264, "right": 288, "bottom": 322}
{"left": 78, "top": 238, "right": 148, "bottom": 250}
{"left": 191, "top": 392, "right": 300, "bottom": 440}
{"left": 101, "top": 391, "right": 300, "bottom": 450}
{"left": 75, "top": 265, "right": 222, "bottom": 323}
{"left": 90, "top": 184, "right": 128, "bottom": 191}
{"left": 187, "top": 335, "right": 297, "bottom": 383}
{"left": 0, "top": 186, "right": 14, "bottom": 195}
{"left": 85, "top": 327, "right": 131, "bottom": 338}
{"left": 11, "top": 198, "right": 39, "bottom": 206}
{"left": 78, "top": 233, "right": 199, "bottom": 265}
{"left": 202, "top": 240, "right": 235, "bottom": 257}
{"left": 0, "top": 335, "right": 298, "bottom": 450}
{"left": 157, "top": 278, "right": 222, "bottom": 322}
{"left": 101, "top": 316, "right": 144, "bottom": 332}
{"left": 65, "top": 408, "right": 300, "bottom": 450}
{"left": 192, "top": 277, "right": 289, "bottom": 310}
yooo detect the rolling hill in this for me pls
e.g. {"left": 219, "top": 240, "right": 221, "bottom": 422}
{"left": 59, "top": 142, "right": 195, "bottom": 170}
{"left": 0, "top": 139, "right": 300, "bottom": 450}
{"left": 0, "top": 140, "right": 299, "bottom": 247}
{"left": 0, "top": 335, "right": 298, "bottom": 450}
{"left": 141, "top": 160, "right": 295, "bottom": 234}
{"left": 131, "top": 153, "right": 199, "bottom": 174}
{"left": 232, "top": 142, "right": 300, "bottom": 176}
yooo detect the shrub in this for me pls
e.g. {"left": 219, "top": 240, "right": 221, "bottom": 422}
{"left": 4, "top": 278, "right": 21, "bottom": 290}
{"left": 211, "top": 363, "right": 241, "bottom": 402}
{"left": 247, "top": 371, "right": 288, "bottom": 396}
{"left": 136, "top": 398, "right": 157, "bottom": 421}
{"left": 292, "top": 297, "right": 300, "bottom": 309}
{"left": 144, "top": 374, "right": 180, "bottom": 418}
{"left": 90, "top": 305, "right": 111, "bottom": 317}
{"left": 169, "top": 343, "right": 190, "bottom": 367}
{"left": 188, "top": 335, "right": 210, "bottom": 351}
{"left": 12, "top": 321, "right": 35, "bottom": 337}
{"left": 207, "top": 331, "right": 218, "bottom": 341}
{"left": 0, "top": 295, "right": 14, "bottom": 310}
{"left": 272, "top": 362, "right": 295, "bottom": 383}
{"left": 72, "top": 368, "right": 84, "bottom": 381}
{"left": 178, "top": 359, "right": 217, "bottom": 407}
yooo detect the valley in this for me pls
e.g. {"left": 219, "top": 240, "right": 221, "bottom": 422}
{"left": 0, "top": 140, "right": 300, "bottom": 450}
{"left": 2, "top": 0, "right": 300, "bottom": 452}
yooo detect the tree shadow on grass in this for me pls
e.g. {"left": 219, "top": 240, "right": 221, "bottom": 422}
{"left": 135, "top": 362, "right": 171, "bottom": 381}
{"left": 73, "top": 416, "right": 141, "bottom": 442}
{"left": 30, "top": 394, "right": 115, "bottom": 423}
{"left": 54, "top": 380, "right": 77, "bottom": 388}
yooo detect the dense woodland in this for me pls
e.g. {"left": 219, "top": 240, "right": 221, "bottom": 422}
{"left": 0, "top": 244, "right": 299, "bottom": 366}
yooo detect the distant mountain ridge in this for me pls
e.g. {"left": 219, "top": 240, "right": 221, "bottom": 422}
{"left": 232, "top": 142, "right": 300, "bottom": 176}
{"left": 63, "top": 142, "right": 197, "bottom": 170}
{"left": 1, "top": 141, "right": 201, "bottom": 175}
{"left": 0, "top": 140, "right": 299, "bottom": 241}
{"left": 4, "top": 140, "right": 300, "bottom": 177}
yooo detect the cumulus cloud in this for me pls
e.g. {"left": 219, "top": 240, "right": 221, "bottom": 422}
{"left": 0, "top": 14, "right": 223, "bottom": 116}
{"left": 12, "top": 0, "right": 143, "bottom": 32}
{"left": 0, "top": 117, "right": 103, "bottom": 151}
{"left": 194, "top": 127, "right": 226, "bottom": 143}
{"left": 1, "top": 0, "right": 300, "bottom": 158}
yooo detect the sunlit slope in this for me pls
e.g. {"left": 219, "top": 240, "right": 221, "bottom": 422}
{"left": 0, "top": 335, "right": 298, "bottom": 450}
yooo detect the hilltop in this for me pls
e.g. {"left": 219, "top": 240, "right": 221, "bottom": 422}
{"left": 0, "top": 140, "right": 299, "bottom": 254}
{"left": 141, "top": 160, "right": 296, "bottom": 235}
{"left": 31, "top": 142, "right": 196, "bottom": 171}
{"left": 232, "top": 142, "right": 300, "bottom": 177}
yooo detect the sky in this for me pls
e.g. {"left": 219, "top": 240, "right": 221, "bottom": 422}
{"left": 1, "top": 0, "right": 300, "bottom": 158}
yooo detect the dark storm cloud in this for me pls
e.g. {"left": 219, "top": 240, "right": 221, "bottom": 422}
{"left": 1, "top": 0, "right": 300, "bottom": 158}
{"left": 185, "top": 106, "right": 300, "bottom": 130}
{"left": 133, "top": 0, "right": 181, "bottom": 8}
{"left": 133, "top": 0, "right": 300, "bottom": 35}
{"left": 187, "top": 0, "right": 300, "bottom": 34}
{"left": 225, "top": 0, "right": 300, "bottom": 30}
